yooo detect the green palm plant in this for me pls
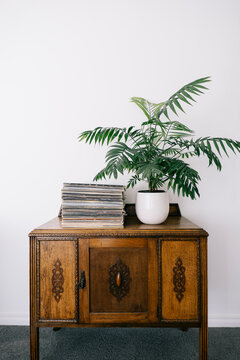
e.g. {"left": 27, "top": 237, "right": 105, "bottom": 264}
{"left": 78, "top": 77, "right": 240, "bottom": 199}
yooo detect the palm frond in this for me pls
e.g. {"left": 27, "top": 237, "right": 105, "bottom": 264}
{"left": 157, "top": 76, "right": 211, "bottom": 120}
{"left": 172, "top": 137, "right": 240, "bottom": 170}
{"left": 78, "top": 126, "right": 143, "bottom": 146}
{"left": 166, "top": 159, "right": 201, "bottom": 199}
{"left": 131, "top": 97, "right": 165, "bottom": 120}
{"left": 127, "top": 174, "right": 141, "bottom": 188}
{"left": 93, "top": 142, "right": 135, "bottom": 181}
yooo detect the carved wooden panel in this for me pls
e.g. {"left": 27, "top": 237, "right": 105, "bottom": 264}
{"left": 90, "top": 245, "right": 148, "bottom": 313}
{"left": 109, "top": 258, "right": 131, "bottom": 302}
{"left": 52, "top": 258, "right": 64, "bottom": 303}
{"left": 160, "top": 240, "right": 199, "bottom": 321}
{"left": 173, "top": 257, "right": 185, "bottom": 303}
{"left": 39, "top": 241, "right": 76, "bottom": 320}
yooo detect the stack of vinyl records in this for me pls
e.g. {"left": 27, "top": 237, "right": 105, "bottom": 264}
{"left": 61, "top": 183, "right": 125, "bottom": 228}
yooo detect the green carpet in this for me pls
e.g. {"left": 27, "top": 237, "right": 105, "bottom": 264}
{"left": 0, "top": 326, "right": 240, "bottom": 359}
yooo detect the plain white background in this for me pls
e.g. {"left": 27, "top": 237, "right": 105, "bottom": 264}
{"left": 0, "top": 0, "right": 240, "bottom": 326}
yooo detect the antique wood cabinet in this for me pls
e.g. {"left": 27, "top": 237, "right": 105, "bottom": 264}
{"left": 29, "top": 205, "right": 208, "bottom": 359}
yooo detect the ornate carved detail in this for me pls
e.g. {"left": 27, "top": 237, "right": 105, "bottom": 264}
{"left": 109, "top": 258, "right": 131, "bottom": 302}
{"left": 52, "top": 259, "right": 64, "bottom": 303}
{"left": 33, "top": 230, "right": 207, "bottom": 238}
{"left": 173, "top": 257, "right": 186, "bottom": 302}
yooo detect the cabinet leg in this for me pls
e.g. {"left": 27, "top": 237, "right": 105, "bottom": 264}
{"left": 30, "top": 325, "right": 39, "bottom": 360}
{"left": 200, "top": 237, "right": 208, "bottom": 359}
{"left": 200, "top": 320, "right": 208, "bottom": 360}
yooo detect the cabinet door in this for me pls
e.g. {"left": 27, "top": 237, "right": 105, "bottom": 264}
{"left": 84, "top": 238, "right": 157, "bottom": 323}
{"left": 159, "top": 239, "right": 199, "bottom": 322}
{"left": 38, "top": 240, "right": 77, "bottom": 322}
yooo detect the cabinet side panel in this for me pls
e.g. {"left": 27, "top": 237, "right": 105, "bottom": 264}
{"left": 161, "top": 240, "right": 199, "bottom": 320}
{"left": 39, "top": 240, "right": 76, "bottom": 320}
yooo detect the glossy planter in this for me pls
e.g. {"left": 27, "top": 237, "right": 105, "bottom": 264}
{"left": 135, "top": 190, "right": 169, "bottom": 225}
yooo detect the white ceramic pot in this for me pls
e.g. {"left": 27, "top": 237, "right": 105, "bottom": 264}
{"left": 135, "top": 190, "right": 169, "bottom": 225}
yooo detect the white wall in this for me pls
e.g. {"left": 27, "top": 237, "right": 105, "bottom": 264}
{"left": 0, "top": 0, "right": 240, "bottom": 326}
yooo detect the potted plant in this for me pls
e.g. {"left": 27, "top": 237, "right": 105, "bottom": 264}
{"left": 78, "top": 77, "right": 240, "bottom": 224}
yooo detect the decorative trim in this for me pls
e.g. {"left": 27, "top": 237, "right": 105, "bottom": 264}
{"left": 52, "top": 259, "right": 64, "bottom": 303}
{"left": 32, "top": 230, "right": 208, "bottom": 238}
{"left": 173, "top": 257, "right": 185, "bottom": 303}
{"left": 36, "top": 236, "right": 79, "bottom": 241}
{"left": 109, "top": 258, "right": 131, "bottom": 302}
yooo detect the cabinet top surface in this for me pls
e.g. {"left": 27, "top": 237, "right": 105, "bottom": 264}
{"left": 29, "top": 215, "right": 208, "bottom": 237}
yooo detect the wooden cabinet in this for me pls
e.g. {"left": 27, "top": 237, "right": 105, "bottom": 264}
{"left": 29, "top": 205, "right": 208, "bottom": 359}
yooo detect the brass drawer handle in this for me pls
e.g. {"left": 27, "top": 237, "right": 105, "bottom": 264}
{"left": 78, "top": 270, "right": 86, "bottom": 289}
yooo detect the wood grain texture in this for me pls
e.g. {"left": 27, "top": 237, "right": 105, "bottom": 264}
{"left": 30, "top": 237, "right": 37, "bottom": 324}
{"left": 148, "top": 238, "right": 158, "bottom": 322}
{"left": 29, "top": 215, "right": 208, "bottom": 238}
{"left": 36, "top": 320, "right": 200, "bottom": 328}
{"left": 200, "top": 237, "right": 208, "bottom": 360}
{"left": 90, "top": 246, "right": 148, "bottom": 314}
{"left": 161, "top": 240, "right": 199, "bottom": 320}
{"left": 30, "top": 325, "right": 39, "bottom": 360}
{"left": 90, "top": 238, "right": 147, "bottom": 248}
{"left": 90, "top": 312, "right": 148, "bottom": 323}
{"left": 39, "top": 241, "right": 76, "bottom": 320}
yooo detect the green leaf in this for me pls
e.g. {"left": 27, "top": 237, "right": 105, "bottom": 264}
{"left": 178, "top": 94, "right": 192, "bottom": 105}
{"left": 118, "top": 131, "right": 124, "bottom": 142}
{"left": 163, "top": 108, "right": 170, "bottom": 119}
{"left": 231, "top": 140, "right": 240, "bottom": 153}
{"left": 107, "top": 128, "right": 115, "bottom": 145}
{"left": 173, "top": 98, "right": 185, "bottom": 113}
{"left": 219, "top": 139, "right": 229, "bottom": 157}
{"left": 182, "top": 90, "right": 196, "bottom": 102}
{"left": 225, "top": 139, "right": 235, "bottom": 153}
{"left": 158, "top": 76, "right": 211, "bottom": 120}
{"left": 169, "top": 101, "right": 178, "bottom": 116}
{"left": 212, "top": 138, "right": 221, "bottom": 156}
{"left": 130, "top": 97, "right": 151, "bottom": 119}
